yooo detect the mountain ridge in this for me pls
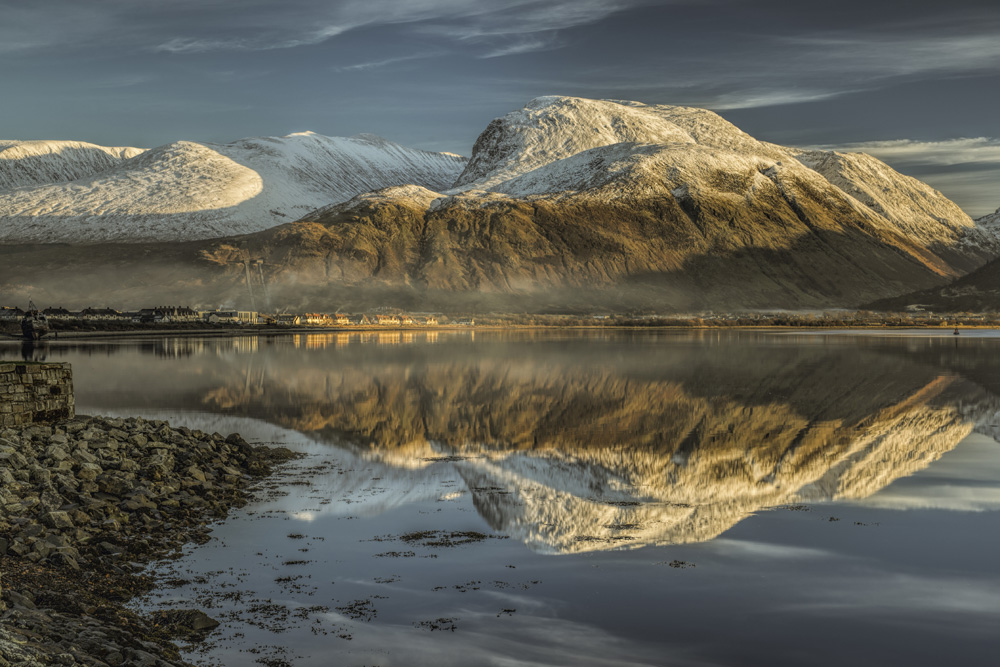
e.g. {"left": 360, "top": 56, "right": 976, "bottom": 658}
{"left": 866, "top": 206, "right": 1000, "bottom": 312}
{"left": 0, "top": 140, "right": 145, "bottom": 191}
{"left": 0, "top": 132, "right": 466, "bottom": 243}
{"left": 1, "top": 95, "right": 998, "bottom": 311}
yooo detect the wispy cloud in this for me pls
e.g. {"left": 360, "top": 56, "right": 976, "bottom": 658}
{"left": 333, "top": 52, "right": 443, "bottom": 72}
{"left": 458, "top": 17, "right": 1000, "bottom": 112}
{"left": 149, "top": 0, "right": 659, "bottom": 56}
{"left": 154, "top": 37, "right": 241, "bottom": 54}
{"left": 154, "top": 25, "right": 348, "bottom": 53}
{"left": 705, "top": 87, "right": 868, "bottom": 111}
{"left": 709, "top": 28, "right": 1000, "bottom": 109}
{"left": 781, "top": 33, "right": 1000, "bottom": 80}
{"left": 478, "top": 34, "right": 564, "bottom": 59}
{"left": 419, "top": 0, "right": 651, "bottom": 39}
{"left": 806, "top": 137, "right": 1000, "bottom": 168}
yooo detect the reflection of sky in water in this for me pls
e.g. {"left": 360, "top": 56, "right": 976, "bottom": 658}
{"left": 853, "top": 433, "right": 1000, "bottom": 511}
{"left": 5, "top": 331, "right": 1000, "bottom": 665}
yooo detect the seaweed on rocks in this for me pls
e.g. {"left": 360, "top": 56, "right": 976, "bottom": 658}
{"left": 0, "top": 415, "right": 300, "bottom": 666}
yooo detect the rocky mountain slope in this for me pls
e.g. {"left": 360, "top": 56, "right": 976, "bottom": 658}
{"left": 451, "top": 97, "right": 984, "bottom": 252}
{"left": 1, "top": 96, "right": 997, "bottom": 310}
{"left": 866, "top": 207, "right": 1000, "bottom": 312}
{"left": 224, "top": 98, "right": 997, "bottom": 310}
{"left": 0, "top": 133, "right": 465, "bottom": 242}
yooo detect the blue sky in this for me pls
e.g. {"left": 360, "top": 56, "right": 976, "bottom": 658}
{"left": 2, "top": 0, "right": 999, "bottom": 215}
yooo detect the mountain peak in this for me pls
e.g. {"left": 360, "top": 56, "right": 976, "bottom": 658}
{"left": 453, "top": 96, "right": 782, "bottom": 191}
{"left": 3, "top": 96, "right": 999, "bottom": 313}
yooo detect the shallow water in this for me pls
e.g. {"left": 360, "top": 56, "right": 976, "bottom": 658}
{"left": 5, "top": 330, "right": 1000, "bottom": 666}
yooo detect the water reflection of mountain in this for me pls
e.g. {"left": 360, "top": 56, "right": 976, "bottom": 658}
{"left": 187, "top": 335, "right": 997, "bottom": 553}
{"left": 32, "top": 332, "right": 1000, "bottom": 553}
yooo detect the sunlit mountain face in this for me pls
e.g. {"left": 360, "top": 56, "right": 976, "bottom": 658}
{"left": 13, "top": 330, "right": 999, "bottom": 555}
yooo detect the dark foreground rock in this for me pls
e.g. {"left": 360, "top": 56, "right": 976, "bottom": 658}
{"left": 149, "top": 609, "right": 221, "bottom": 642}
{"left": 0, "top": 415, "right": 299, "bottom": 666}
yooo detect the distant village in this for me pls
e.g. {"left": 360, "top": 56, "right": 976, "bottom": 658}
{"left": 0, "top": 305, "right": 474, "bottom": 327}
{"left": 3, "top": 304, "right": 996, "bottom": 333}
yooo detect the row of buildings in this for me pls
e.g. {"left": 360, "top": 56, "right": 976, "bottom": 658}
{"left": 295, "top": 313, "right": 440, "bottom": 326}
{"left": 0, "top": 306, "right": 461, "bottom": 327}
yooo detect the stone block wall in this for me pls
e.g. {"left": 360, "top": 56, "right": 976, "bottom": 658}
{"left": 0, "top": 362, "right": 74, "bottom": 428}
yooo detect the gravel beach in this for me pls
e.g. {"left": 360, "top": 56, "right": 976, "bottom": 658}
{"left": 0, "top": 415, "right": 297, "bottom": 666}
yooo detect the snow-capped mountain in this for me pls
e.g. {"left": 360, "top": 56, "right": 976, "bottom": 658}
{"left": 253, "top": 96, "right": 995, "bottom": 310}
{"left": 450, "top": 97, "right": 990, "bottom": 257}
{"left": 453, "top": 96, "right": 786, "bottom": 190}
{"left": 2, "top": 96, "right": 998, "bottom": 311}
{"left": 0, "top": 133, "right": 465, "bottom": 242}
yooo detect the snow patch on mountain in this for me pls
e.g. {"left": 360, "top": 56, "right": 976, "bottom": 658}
{"left": 307, "top": 184, "right": 445, "bottom": 220}
{"left": 475, "top": 141, "right": 771, "bottom": 200}
{"left": 794, "top": 150, "right": 978, "bottom": 244}
{"left": 978, "top": 207, "right": 1000, "bottom": 230}
{"left": 452, "top": 96, "right": 786, "bottom": 192}
{"left": 0, "top": 140, "right": 144, "bottom": 191}
{"left": 453, "top": 97, "right": 694, "bottom": 190}
{"left": 0, "top": 133, "right": 466, "bottom": 243}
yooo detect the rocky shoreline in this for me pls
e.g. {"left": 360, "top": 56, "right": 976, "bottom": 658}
{"left": 0, "top": 415, "right": 298, "bottom": 666}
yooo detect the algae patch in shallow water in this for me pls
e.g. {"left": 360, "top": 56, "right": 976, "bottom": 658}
{"left": 0, "top": 415, "right": 299, "bottom": 666}
{"left": 398, "top": 530, "right": 508, "bottom": 547}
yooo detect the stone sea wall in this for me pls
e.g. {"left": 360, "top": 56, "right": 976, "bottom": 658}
{"left": 0, "top": 362, "right": 74, "bottom": 428}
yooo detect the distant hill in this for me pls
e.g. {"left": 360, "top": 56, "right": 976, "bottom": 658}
{"left": 1, "top": 96, "right": 997, "bottom": 311}
{"left": 0, "top": 133, "right": 465, "bottom": 242}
